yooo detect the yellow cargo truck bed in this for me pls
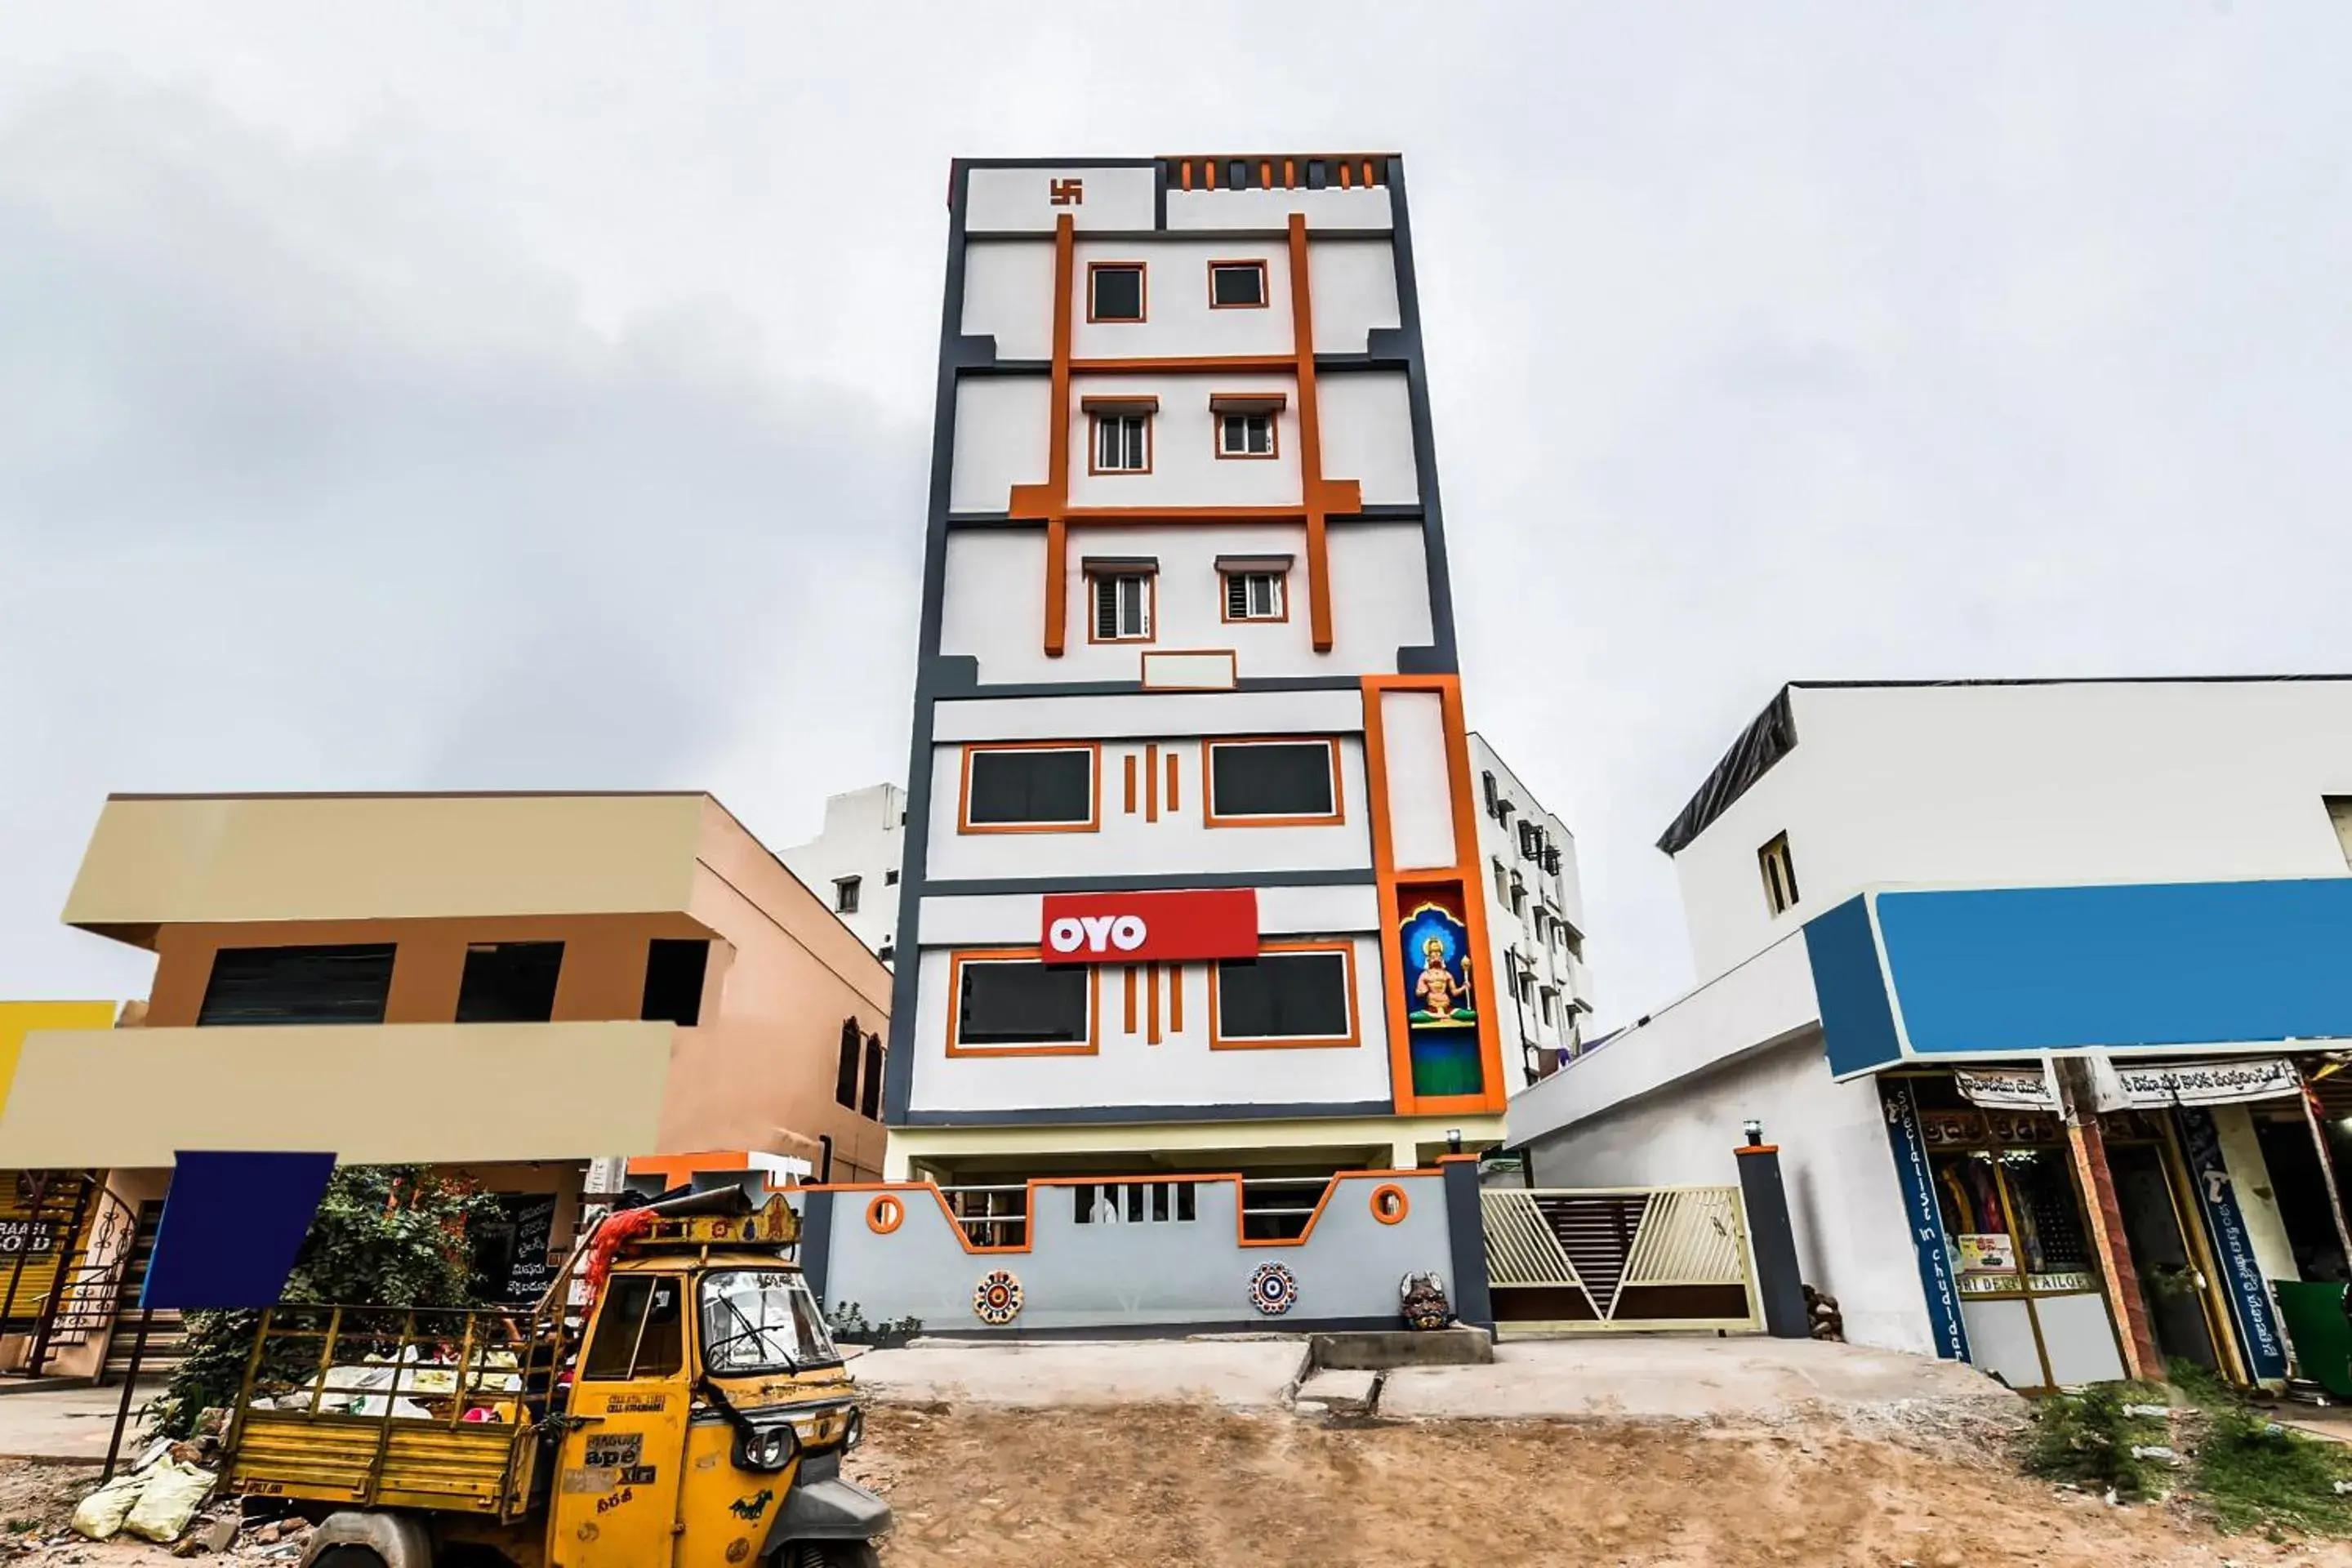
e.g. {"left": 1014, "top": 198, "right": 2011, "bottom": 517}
{"left": 227, "top": 1409, "right": 535, "bottom": 1516}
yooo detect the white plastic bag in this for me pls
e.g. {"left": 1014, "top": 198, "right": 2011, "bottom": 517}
{"left": 69, "top": 1472, "right": 147, "bottom": 1541}
{"left": 122, "top": 1456, "right": 217, "bottom": 1543}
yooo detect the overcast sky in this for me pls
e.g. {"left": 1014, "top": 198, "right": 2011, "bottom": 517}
{"left": 5, "top": 3, "right": 2349, "bottom": 1026}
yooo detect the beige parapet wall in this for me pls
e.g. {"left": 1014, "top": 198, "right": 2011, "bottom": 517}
{"left": 64, "top": 793, "right": 709, "bottom": 936}
{"left": 0, "top": 1020, "right": 675, "bottom": 1167}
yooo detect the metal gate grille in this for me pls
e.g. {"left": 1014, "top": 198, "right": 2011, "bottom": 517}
{"left": 1481, "top": 1186, "right": 1760, "bottom": 1332}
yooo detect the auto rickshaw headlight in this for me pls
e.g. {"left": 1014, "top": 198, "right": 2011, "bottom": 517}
{"left": 737, "top": 1422, "right": 799, "bottom": 1472}
{"left": 843, "top": 1407, "right": 864, "bottom": 1450}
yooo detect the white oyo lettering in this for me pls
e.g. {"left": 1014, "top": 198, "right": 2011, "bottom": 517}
{"left": 1048, "top": 917, "right": 1085, "bottom": 954}
{"left": 1110, "top": 915, "right": 1147, "bottom": 951}
{"left": 1080, "top": 915, "right": 1116, "bottom": 951}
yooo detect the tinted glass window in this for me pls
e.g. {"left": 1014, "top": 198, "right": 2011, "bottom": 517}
{"left": 1090, "top": 265, "right": 1143, "bottom": 321}
{"left": 640, "top": 938, "right": 709, "bottom": 1027}
{"left": 455, "top": 942, "right": 563, "bottom": 1024}
{"left": 966, "top": 748, "right": 1093, "bottom": 826}
{"left": 1211, "top": 264, "right": 1265, "bottom": 306}
{"left": 1216, "top": 951, "right": 1352, "bottom": 1040}
{"left": 834, "top": 1018, "right": 861, "bottom": 1108}
{"left": 1209, "top": 742, "right": 1334, "bottom": 818}
{"left": 859, "top": 1036, "right": 884, "bottom": 1119}
{"left": 957, "top": 961, "right": 1089, "bottom": 1047}
{"left": 197, "top": 945, "right": 394, "bottom": 1027}
{"left": 581, "top": 1273, "right": 684, "bottom": 1380}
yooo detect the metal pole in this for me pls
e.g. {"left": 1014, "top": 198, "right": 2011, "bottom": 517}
{"left": 2299, "top": 1074, "right": 2352, "bottom": 1267}
{"left": 100, "top": 1307, "right": 153, "bottom": 1482}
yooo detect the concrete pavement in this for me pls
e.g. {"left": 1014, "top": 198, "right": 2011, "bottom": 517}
{"left": 1382, "top": 1336, "right": 2022, "bottom": 1423}
{"left": 0, "top": 1380, "right": 160, "bottom": 1463}
{"left": 852, "top": 1338, "right": 1307, "bottom": 1410}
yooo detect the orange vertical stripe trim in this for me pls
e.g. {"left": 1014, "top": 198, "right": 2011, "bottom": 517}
{"left": 1123, "top": 964, "right": 1138, "bottom": 1034}
{"left": 1284, "top": 158, "right": 1295, "bottom": 188}
{"left": 1144, "top": 743, "right": 1160, "bottom": 822}
{"left": 1205, "top": 157, "right": 1216, "bottom": 189}
{"left": 1339, "top": 162, "right": 1353, "bottom": 189}
{"left": 1287, "top": 213, "right": 1334, "bottom": 653}
{"left": 1361, "top": 678, "right": 1414, "bottom": 1115}
{"left": 1146, "top": 962, "right": 1162, "bottom": 1045}
{"left": 1180, "top": 160, "right": 1194, "bottom": 190}
{"left": 1043, "top": 214, "right": 1076, "bottom": 657}
{"left": 1124, "top": 752, "right": 1138, "bottom": 813}
{"left": 1165, "top": 750, "right": 1180, "bottom": 812}
{"left": 1259, "top": 159, "right": 1272, "bottom": 189}
{"left": 1169, "top": 964, "right": 1184, "bottom": 1032}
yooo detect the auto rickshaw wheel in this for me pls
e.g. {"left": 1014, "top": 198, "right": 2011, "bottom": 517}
{"left": 785, "top": 1544, "right": 880, "bottom": 1568}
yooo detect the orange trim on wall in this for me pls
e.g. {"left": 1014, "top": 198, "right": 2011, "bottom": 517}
{"left": 1034, "top": 215, "right": 1076, "bottom": 657}
{"left": 1169, "top": 962, "right": 1185, "bottom": 1032}
{"left": 942, "top": 948, "right": 1100, "bottom": 1058}
{"left": 1165, "top": 748, "right": 1181, "bottom": 811}
{"left": 1122, "top": 964, "right": 1138, "bottom": 1034}
{"left": 1122, "top": 751, "right": 1138, "bottom": 814}
{"left": 1370, "top": 1183, "right": 1410, "bottom": 1224}
{"left": 1067, "top": 353, "right": 1294, "bottom": 374}
{"left": 1287, "top": 213, "right": 1334, "bottom": 653}
{"left": 1146, "top": 960, "right": 1162, "bottom": 1045}
{"left": 1144, "top": 742, "right": 1160, "bottom": 821}
{"left": 1200, "top": 736, "right": 1346, "bottom": 829}
{"left": 1206, "top": 939, "right": 1362, "bottom": 1050}
{"left": 866, "top": 1194, "right": 906, "bottom": 1234}
{"left": 958, "top": 741, "right": 1102, "bottom": 835}
{"left": 806, "top": 1169, "right": 1434, "bottom": 1256}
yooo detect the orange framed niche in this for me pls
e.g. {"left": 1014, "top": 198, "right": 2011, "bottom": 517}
{"left": 942, "top": 948, "right": 1101, "bottom": 1059}
{"left": 1206, "top": 939, "right": 1362, "bottom": 1051}
{"left": 956, "top": 741, "right": 1103, "bottom": 835}
{"left": 1200, "top": 735, "right": 1346, "bottom": 829}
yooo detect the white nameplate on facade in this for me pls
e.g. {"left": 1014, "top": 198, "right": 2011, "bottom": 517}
{"left": 1140, "top": 651, "right": 1237, "bottom": 691}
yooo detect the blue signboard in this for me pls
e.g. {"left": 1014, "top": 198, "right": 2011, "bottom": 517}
{"left": 142, "top": 1152, "right": 336, "bottom": 1312}
{"left": 1878, "top": 1079, "right": 1971, "bottom": 1362}
{"left": 2176, "top": 1108, "right": 2288, "bottom": 1383}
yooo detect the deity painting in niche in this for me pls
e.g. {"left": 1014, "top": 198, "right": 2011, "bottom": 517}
{"left": 1396, "top": 894, "right": 1486, "bottom": 1098}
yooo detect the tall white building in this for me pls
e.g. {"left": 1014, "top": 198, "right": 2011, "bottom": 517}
{"left": 1468, "top": 733, "right": 1592, "bottom": 1085}
{"left": 880, "top": 152, "right": 1512, "bottom": 1188}
{"left": 781, "top": 782, "right": 907, "bottom": 961}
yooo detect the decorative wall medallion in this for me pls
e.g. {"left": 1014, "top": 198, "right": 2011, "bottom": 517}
{"left": 1248, "top": 1262, "right": 1298, "bottom": 1317}
{"left": 973, "top": 1268, "right": 1024, "bottom": 1325}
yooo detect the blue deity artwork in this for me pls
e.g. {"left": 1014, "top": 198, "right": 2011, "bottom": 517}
{"left": 1397, "top": 899, "right": 1484, "bottom": 1098}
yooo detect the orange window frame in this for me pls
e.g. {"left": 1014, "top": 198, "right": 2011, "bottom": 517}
{"left": 1085, "top": 261, "right": 1148, "bottom": 323}
{"left": 1085, "top": 570, "right": 1156, "bottom": 644}
{"left": 1207, "top": 259, "right": 1270, "bottom": 309}
{"left": 944, "top": 948, "right": 1101, "bottom": 1058}
{"left": 958, "top": 742, "right": 1102, "bottom": 835}
{"left": 1085, "top": 410, "right": 1153, "bottom": 476}
{"left": 1212, "top": 408, "right": 1280, "bottom": 461}
{"left": 1201, "top": 735, "right": 1345, "bottom": 828}
{"left": 1219, "top": 567, "right": 1290, "bottom": 624}
{"left": 1207, "top": 939, "right": 1361, "bottom": 1051}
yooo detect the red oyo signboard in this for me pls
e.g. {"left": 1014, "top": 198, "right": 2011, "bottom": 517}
{"left": 1039, "top": 889, "right": 1259, "bottom": 964}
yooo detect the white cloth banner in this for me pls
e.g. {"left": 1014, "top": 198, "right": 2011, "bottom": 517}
{"left": 2114, "top": 1058, "right": 2301, "bottom": 1107}
{"left": 1954, "top": 1066, "right": 2061, "bottom": 1111}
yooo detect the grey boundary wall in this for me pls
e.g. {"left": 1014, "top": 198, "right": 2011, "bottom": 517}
{"left": 797, "top": 1167, "right": 1497, "bottom": 1336}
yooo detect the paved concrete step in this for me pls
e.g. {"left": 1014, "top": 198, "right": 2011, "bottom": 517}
{"left": 1293, "top": 1367, "right": 1380, "bottom": 1418}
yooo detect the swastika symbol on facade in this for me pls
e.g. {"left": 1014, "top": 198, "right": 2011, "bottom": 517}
{"left": 1049, "top": 178, "right": 1084, "bottom": 206}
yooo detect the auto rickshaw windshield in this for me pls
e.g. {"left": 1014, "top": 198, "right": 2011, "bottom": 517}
{"left": 699, "top": 1268, "right": 842, "bottom": 1375}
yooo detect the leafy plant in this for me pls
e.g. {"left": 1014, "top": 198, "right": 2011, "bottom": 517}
{"left": 2020, "top": 1379, "right": 2174, "bottom": 1500}
{"left": 823, "top": 1301, "right": 920, "bottom": 1343}
{"left": 2193, "top": 1405, "right": 2352, "bottom": 1536}
{"left": 148, "top": 1167, "right": 500, "bottom": 1437}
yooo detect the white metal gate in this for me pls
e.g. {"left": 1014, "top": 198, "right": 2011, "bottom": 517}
{"left": 1481, "top": 1185, "right": 1761, "bottom": 1333}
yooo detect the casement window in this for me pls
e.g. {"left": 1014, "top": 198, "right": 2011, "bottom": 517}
{"left": 834, "top": 875, "right": 862, "bottom": 915}
{"left": 1759, "top": 831, "right": 1800, "bottom": 915}
{"left": 641, "top": 938, "right": 710, "bottom": 1026}
{"left": 961, "top": 744, "right": 1098, "bottom": 831}
{"left": 1089, "top": 571, "right": 1154, "bottom": 642}
{"left": 1090, "top": 412, "right": 1151, "bottom": 473}
{"left": 1491, "top": 859, "right": 1511, "bottom": 907}
{"left": 951, "top": 956, "right": 1094, "bottom": 1054}
{"left": 1087, "top": 263, "right": 1146, "bottom": 323}
{"left": 1540, "top": 989, "right": 1558, "bottom": 1027}
{"left": 1211, "top": 945, "right": 1356, "bottom": 1049}
{"left": 1204, "top": 737, "right": 1342, "bottom": 826}
{"left": 455, "top": 941, "right": 564, "bottom": 1024}
{"left": 859, "top": 1035, "right": 884, "bottom": 1119}
{"left": 834, "top": 1018, "right": 862, "bottom": 1109}
{"left": 1209, "top": 260, "right": 1268, "bottom": 308}
{"left": 1218, "top": 553, "right": 1291, "bottom": 622}
{"left": 1208, "top": 392, "right": 1284, "bottom": 460}
{"left": 198, "top": 943, "right": 395, "bottom": 1027}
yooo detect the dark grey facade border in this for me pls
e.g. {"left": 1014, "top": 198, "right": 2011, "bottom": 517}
{"left": 920, "top": 867, "right": 1375, "bottom": 898}
{"left": 896, "top": 1098, "right": 1398, "bottom": 1128}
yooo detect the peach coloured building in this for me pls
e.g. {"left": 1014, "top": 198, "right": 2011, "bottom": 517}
{"left": 0, "top": 791, "right": 890, "bottom": 1381}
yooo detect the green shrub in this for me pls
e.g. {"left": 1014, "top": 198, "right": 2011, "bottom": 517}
{"left": 2194, "top": 1406, "right": 2352, "bottom": 1537}
{"left": 2020, "top": 1380, "right": 2175, "bottom": 1500}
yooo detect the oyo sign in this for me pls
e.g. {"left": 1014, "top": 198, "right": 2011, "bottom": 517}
{"left": 1040, "top": 889, "right": 1258, "bottom": 964}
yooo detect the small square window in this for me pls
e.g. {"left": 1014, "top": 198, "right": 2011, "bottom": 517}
{"left": 1217, "top": 412, "right": 1276, "bottom": 458}
{"left": 834, "top": 875, "right": 862, "bottom": 915}
{"left": 1088, "top": 264, "right": 1145, "bottom": 323}
{"left": 1223, "top": 570, "right": 1285, "bottom": 621}
{"left": 1090, "top": 572, "right": 1153, "bottom": 642}
{"left": 1209, "top": 261, "right": 1267, "bottom": 308}
{"left": 1759, "top": 831, "right": 1800, "bottom": 915}
{"left": 1091, "top": 413, "right": 1151, "bottom": 474}
{"left": 884, "top": 868, "right": 901, "bottom": 886}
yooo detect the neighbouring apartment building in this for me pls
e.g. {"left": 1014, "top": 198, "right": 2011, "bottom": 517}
{"left": 782, "top": 782, "right": 907, "bottom": 964}
{"left": 0, "top": 791, "right": 893, "bottom": 1382}
{"left": 804, "top": 154, "right": 1506, "bottom": 1336}
{"left": 1510, "top": 677, "right": 2352, "bottom": 1392}
{"left": 1468, "top": 732, "right": 1593, "bottom": 1084}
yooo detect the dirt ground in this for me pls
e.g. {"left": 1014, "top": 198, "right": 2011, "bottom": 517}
{"left": 6, "top": 1405, "right": 2351, "bottom": 1568}
{"left": 842, "top": 1405, "right": 2352, "bottom": 1567}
